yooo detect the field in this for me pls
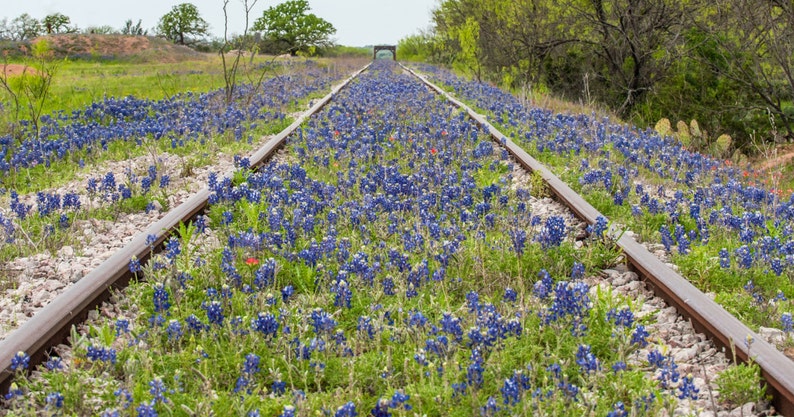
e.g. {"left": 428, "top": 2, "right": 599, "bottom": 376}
{"left": 0, "top": 38, "right": 790, "bottom": 416}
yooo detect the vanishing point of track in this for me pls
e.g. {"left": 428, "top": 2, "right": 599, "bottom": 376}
{"left": 2, "top": 62, "right": 794, "bottom": 415}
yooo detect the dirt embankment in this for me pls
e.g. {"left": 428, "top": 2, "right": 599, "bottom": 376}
{"left": 1, "top": 64, "right": 36, "bottom": 77}
{"left": 3, "top": 34, "right": 204, "bottom": 64}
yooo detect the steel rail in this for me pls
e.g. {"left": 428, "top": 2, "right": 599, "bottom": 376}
{"left": 0, "top": 63, "right": 371, "bottom": 394}
{"left": 401, "top": 63, "right": 794, "bottom": 416}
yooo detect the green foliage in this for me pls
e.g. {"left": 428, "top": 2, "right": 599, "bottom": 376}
{"left": 7, "top": 13, "right": 41, "bottom": 41}
{"left": 0, "top": 38, "right": 60, "bottom": 140}
{"left": 252, "top": 0, "right": 336, "bottom": 56}
{"left": 121, "top": 19, "right": 147, "bottom": 36}
{"left": 156, "top": 3, "right": 209, "bottom": 47}
{"left": 715, "top": 352, "right": 767, "bottom": 408}
{"left": 42, "top": 13, "right": 75, "bottom": 34}
{"left": 321, "top": 45, "right": 370, "bottom": 58}
{"left": 420, "top": 0, "right": 794, "bottom": 151}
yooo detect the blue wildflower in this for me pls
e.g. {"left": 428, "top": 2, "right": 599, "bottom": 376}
{"left": 11, "top": 351, "right": 29, "bottom": 371}
{"left": 335, "top": 401, "right": 357, "bottom": 417}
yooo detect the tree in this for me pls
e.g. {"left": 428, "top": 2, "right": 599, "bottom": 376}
{"left": 9, "top": 14, "right": 41, "bottom": 41}
{"left": 121, "top": 19, "right": 148, "bottom": 36}
{"left": 0, "top": 38, "right": 59, "bottom": 140}
{"left": 252, "top": 0, "right": 336, "bottom": 56}
{"left": 84, "top": 25, "right": 116, "bottom": 35}
{"left": 156, "top": 3, "right": 209, "bottom": 46}
{"left": 42, "top": 13, "right": 76, "bottom": 34}
{"left": 220, "top": 0, "right": 259, "bottom": 103}
{"left": 0, "top": 18, "right": 10, "bottom": 40}
{"left": 696, "top": 0, "right": 794, "bottom": 142}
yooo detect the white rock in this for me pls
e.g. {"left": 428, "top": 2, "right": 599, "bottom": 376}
{"left": 758, "top": 327, "right": 785, "bottom": 345}
{"left": 728, "top": 403, "right": 755, "bottom": 417}
{"left": 58, "top": 245, "right": 74, "bottom": 257}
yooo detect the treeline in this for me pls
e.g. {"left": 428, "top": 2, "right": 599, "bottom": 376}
{"left": 0, "top": 13, "right": 147, "bottom": 40}
{"left": 0, "top": 1, "right": 358, "bottom": 58}
{"left": 400, "top": 0, "right": 794, "bottom": 153}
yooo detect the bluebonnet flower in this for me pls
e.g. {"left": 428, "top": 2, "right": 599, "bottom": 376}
{"left": 678, "top": 374, "right": 699, "bottom": 400}
{"left": 606, "top": 402, "right": 627, "bottom": 417}
{"left": 203, "top": 301, "right": 224, "bottom": 326}
{"left": 282, "top": 285, "right": 294, "bottom": 303}
{"left": 222, "top": 211, "right": 234, "bottom": 225}
{"left": 102, "top": 172, "right": 116, "bottom": 191}
{"left": 251, "top": 312, "right": 279, "bottom": 338}
{"left": 588, "top": 216, "right": 608, "bottom": 238}
{"left": 136, "top": 403, "right": 158, "bottom": 417}
{"left": 718, "top": 248, "right": 730, "bottom": 268}
{"left": 466, "top": 291, "right": 480, "bottom": 313}
{"left": 272, "top": 380, "right": 287, "bottom": 395}
{"left": 570, "top": 262, "right": 585, "bottom": 280}
{"left": 439, "top": 312, "right": 464, "bottom": 342}
{"left": 44, "top": 356, "right": 63, "bottom": 371}
{"left": 735, "top": 245, "right": 753, "bottom": 269}
{"left": 771, "top": 258, "right": 783, "bottom": 276}
{"left": 149, "top": 377, "right": 170, "bottom": 404}
{"left": 509, "top": 229, "right": 527, "bottom": 255}
{"left": 310, "top": 308, "right": 337, "bottom": 334}
{"left": 544, "top": 281, "right": 591, "bottom": 325}
{"left": 278, "top": 405, "right": 296, "bottom": 417}
{"left": 466, "top": 348, "right": 485, "bottom": 389}
{"left": 145, "top": 234, "right": 158, "bottom": 249}
{"left": 660, "top": 226, "right": 674, "bottom": 252}
{"left": 606, "top": 307, "right": 634, "bottom": 328}
{"left": 503, "top": 287, "right": 517, "bottom": 302}
{"left": 129, "top": 256, "right": 142, "bottom": 273}
{"left": 357, "top": 316, "right": 376, "bottom": 339}
{"left": 631, "top": 325, "right": 650, "bottom": 347}
{"left": 86, "top": 345, "right": 117, "bottom": 364}
{"left": 10, "top": 351, "right": 29, "bottom": 371}
{"left": 537, "top": 216, "right": 566, "bottom": 248}
{"left": 164, "top": 237, "right": 180, "bottom": 261}
{"left": 575, "top": 345, "right": 599, "bottom": 374}
{"left": 185, "top": 314, "right": 207, "bottom": 333}
{"left": 152, "top": 283, "right": 170, "bottom": 313}
{"left": 611, "top": 361, "right": 627, "bottom": 373}
{"left": 193, "top": 215, "right": 208, "bottom": 234}
{"left": 332, "top": 279, "right": 353, "bottom": 308}
{"left": 414, "top": 350, "right": 428, "bottom": 366}
{"left": 647, "top": 350, "right": 679, "bottom": 389}
{"left": 335, "top": 402, "right": 357, "bottom": 417}
{"left": 481, "top": 396, "right": 500, "bottom": 416}
{"left": 141, "top": 176, "right": 153, "bottom": 193}
{"left": 533, "top": 269, "right": 553, "bottom": 300}
{"left": 782, "top": 312, "right": 793, "bottom": 333}
{"left": 243, "top": 353, "right": 261, "bottom": 375}
{"left": 166, "top": 320, "right": 183, "bottom": 341}
{"left": 254, "top": 258, "right": 277, "bottom": 289}
{"left": 408, "top": 310, "right": 428, "bottom": 328}
{"left": 500, "top": 370, "right": 531, "bottom": 406}
{"left": 119, "top": 185, "right": 132, "bottom": 200}
{"left": 45, "top": 392, "right": 64, "bottom": 408}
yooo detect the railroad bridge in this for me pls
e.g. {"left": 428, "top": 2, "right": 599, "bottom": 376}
{"left": 373, "top": 45, "right": 396, "bottom": 60}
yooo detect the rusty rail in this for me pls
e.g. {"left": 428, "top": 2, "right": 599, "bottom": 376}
{"left": 0, "top": 63, "right": 370, "bottom": 393}
{"left": 402, "top": 63, "right": 794, "bottom": 416}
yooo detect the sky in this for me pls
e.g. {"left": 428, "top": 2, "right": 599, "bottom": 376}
{"left": 1, "top": 0, "right": 439, "bottom": 47}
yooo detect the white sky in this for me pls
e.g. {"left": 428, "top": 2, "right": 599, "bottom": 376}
{"left": 1, "top": 0, "right": 438, "bottom": 47}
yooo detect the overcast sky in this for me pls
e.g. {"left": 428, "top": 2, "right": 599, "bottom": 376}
{"left": 2, "top": 0, "right": 439, "bottom": 47}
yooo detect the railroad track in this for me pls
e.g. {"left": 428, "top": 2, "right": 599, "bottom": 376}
{"left": 1, "top": 60, "right": 793, "bottom": 415}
